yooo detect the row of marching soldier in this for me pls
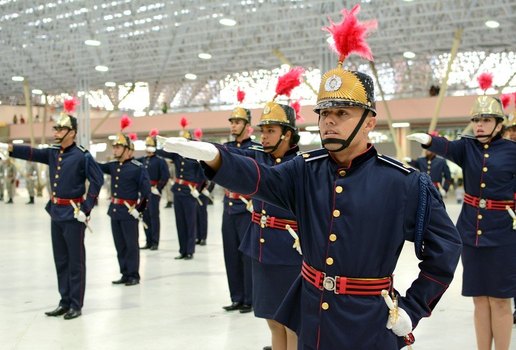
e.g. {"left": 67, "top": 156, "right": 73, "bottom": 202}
{"left": 0, "top": 5, "right": 514, "bottom": 350}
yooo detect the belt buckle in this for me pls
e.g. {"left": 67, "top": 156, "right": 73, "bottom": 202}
{"left": 479, "top": 198, "right": 487, "bottom": 209}
{"left": 322, "top": 274, "right": 337, "bottom": 293}
{"left": 260, "top": 214, "right": 268, "bottom": 228}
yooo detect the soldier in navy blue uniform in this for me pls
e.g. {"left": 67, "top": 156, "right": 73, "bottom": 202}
{"left": 138, "top": 130, "right": 170, "bottom": 250}
{"left": 98, "top": 133, "right": 150, "bottom": 286}
{"left": 1, "top": 109, "right": 104, "bottom": 320}
{"left": 157, "top": 129, "right": 206, "bottom": 260}
{"left": 234, "top": 92, "right": 303, "bottom": 350}
{"left": 408, "top": 78, "right": 516, "bottom": 349}
{"left": 410, "top": 149, "right": 452, "bottom": 197}
{"left": 160, "top": 6, "right": 462, "bottom": 349}
{"left": 220, "top": 90, "right": 260, "bottom": 313}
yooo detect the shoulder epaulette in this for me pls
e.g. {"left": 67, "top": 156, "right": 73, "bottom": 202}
{"left": 77, "top": 145, "right": 88, "bottom": 153}
{"left": 377, "top": 154, "right": 414, "bottom": 174}
{"left": 131, "top": 159, "right": 143, "bottom": 166}
{"left": 248, "top": 145, "right": 265, "bottom": 152}
{"left": 298, "top": 148, "right": 328, "bottom": 162}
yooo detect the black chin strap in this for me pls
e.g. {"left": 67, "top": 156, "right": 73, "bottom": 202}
{"left": 321, "top": 109, "right": 370, "bottom": 152}
{"left": 263, "top": 127, "right": 287, "bottom": 154}
{"left": 233, "top": 122, "right": 248, "bottom": 139}
{"left": 475, "top": 119, "right": 502, "bottom": 142}
{"left": 56, "top": 129, "right": 73, "bottom": 143}
{"left": 115, "top": 147, "right": 128, "bottom": 160}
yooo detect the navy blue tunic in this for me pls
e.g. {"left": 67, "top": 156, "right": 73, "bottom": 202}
{"left": 204, "top": 144, "right": 462, "bottom": 350}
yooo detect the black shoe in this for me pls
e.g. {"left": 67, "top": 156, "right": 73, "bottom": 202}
{"left": 112, "top": 277, "right": 128, "bottom": 285}
{"left": 263, "top": 347, "right": 272, "bottom": 350}
{"left": 6, "top": 199, "right": 13, "bottom": 204}
{"left": 63, "top": 308, "right": 82, "bottom": 320}
{"left": 140, "top": 245, "right": 151, "bottom": 250}
{"left": 165, "top": 202, "right": 172, "bottom": 208}
{"left": 184, "top": 254, "right": 193, "bottom": 260}
{"left": 150, "top": 245, "right": 158, "bottom": 251}
{"left": 174, "top": 254, "right": 186, "bottom": 260}
{"left": 45, "top": 305, "right": 69, "bottom": 317}
{"left": 125, "top": 278, "right": 140, "bottom": 286}
{"left": 195, "top": 239, "right": 201, "bottom": 245}
{"left": 199, "top": 239, "right": 206, "bottom": 246}
{"left": 239, "top": 304, "right": 253, "bottom": 313}
{"left": 222, "top": 302, "right": 243, "bottom": 311}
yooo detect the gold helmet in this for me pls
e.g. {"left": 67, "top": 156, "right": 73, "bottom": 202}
{"left": 314, "top": 5, "right": 377, "bottom": 116}
{"left": 229, "top": 88, "right": 251, "bottom": 123}
{"left": 53, "top": 98, "right": 79, "bottom": 130}
{"left": 179, "top": 117, "right": 192, "bottom": 139}
{"left": 471, "top": 73, "right": 505, "bottom": 121}
{"left": 145, "top": 129, "right": 159, "bottom": 147}
{"left": 113, "top": 114, "right": 134, "bottom": 149}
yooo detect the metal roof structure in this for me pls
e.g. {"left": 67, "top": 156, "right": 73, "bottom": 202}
{"left": 0, "top": 0, "right": 515, "bottom": 113}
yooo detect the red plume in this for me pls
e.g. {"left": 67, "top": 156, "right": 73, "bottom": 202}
{"left": 63, "top": 97, "right": 79, "bottom": 114}
{"left": 180, "top": 117, "right": 189, "bottom": 128}
{"left": 501, "top": 94, "right": 511, "bottom": 109}
{"left": 194, "top": 128, "right": 203, "bottom": 140}
{"left": 149, "top": 128, "right": 159, "bottom": 137}
{"left": 128, "top": 133, "right": 138, "bottom": 141}
{"left": 323, "top": 4, "right": 377, "bottom": 62}
{"left": 120, "top": 114, "right": 132, "bottom": 131}
{"left": 237, "top": 88, "right": 245, "bottom": 104}
{"left": 290, "top": 100, "right": 304, "bottom": 123}
{"left": 477, "top": 73, "right": 493, "bottom": 91}
{"left": 275, "top": 67, "right": 304, "bottom": 98}
{"left": 247, "top": 125, "right": 254, "bottom": 137}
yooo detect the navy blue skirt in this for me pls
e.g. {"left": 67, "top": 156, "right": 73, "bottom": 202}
{"left": 461, "top": 244, "right": 516, "bottom": 298}
{"left": 252, "top": 260, "right": 301, "bottom": 319}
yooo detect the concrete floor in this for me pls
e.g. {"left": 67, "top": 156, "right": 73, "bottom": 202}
{"left": 0, "top": 187, "right": 515, "bottom": 350}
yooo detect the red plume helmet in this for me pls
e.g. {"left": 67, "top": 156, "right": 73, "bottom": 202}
{"left": 501, "top": 94, "right": 511, "bottom": 110}
{"left": 149, "top": 128, "right": 159, "bottom": 137}
{"left": 290, "top": 100, "right": 304, "bottom": 123}
{"left": 477, "top": 73, "right": 493, "bottom": 92}
{"left": 180, "top": 117, "right": 188, "bottom": 129}
{"left": 128, "top": 133, "right": 138, "bottom": 141}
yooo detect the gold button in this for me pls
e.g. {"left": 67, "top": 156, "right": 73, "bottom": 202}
{"left": 477, "top": 214, "right": 483, "bottom": 220}
{"left": 335, "top": 186, "right": 343, "bottom": 194}
{"left": 338, "top": 170, "right": 346, "bottom": 177}
{"left": 52, "top": 192, "right": 56, "bottom": 196}
{"left": 261, "top": 209, "right": 266, "bottom": 214}
{"left": 326, "top": 257, "right": 334, "bottom": 265}
{"left": 484, "top": 154, "right": 489, "bottom": 158}
{"left": 57, "top": 166, "right": 61, "bottom": 170}
{"left": 55, "top": 174, "right": 59, "bottom": 179}
{"left": 229, "top": 202, "right": 233, "bottom": 206}
{"left": 180, "top": 168, "right": 184, "bottom": 171}
{"left": 321, "top": 302, "right": 329, "bottom": 310}
{"left": 58, "top": 157, "right": 62, "bottom": 161}
{"left": 53, "top": 183, "right": 57, "bottom": 187}
{"left": 115, "top": 176, "right": 119, "bottom": 180}
{"left": 113, "top": 193, "right": 117, "bottom": 196}
{"left": 178, "top": 188, "right": 181, "bottom": 191}
{"left": 302, "top": 153, "right": 310, "bottom": 159}
{"left": 113, "top": 208, "right": 117, "bottom": 212}
{"left": 275, "top": 158, "right": 281, "bottom": 163}
{"left": 333, "top": 209, "right": 340, "bottom": 218}
{"left": 483, "top": 144, "right": 489, "bottom": 149}
{"left": 480, "top": 183, "right": 486, "bottom": 188}
{"left": 329, "top": 234, "right": 337, "bottom": 242}
{"left": 260, "top": 238, "right": 265, "bottom": 243}
{"left": 117, "top": 168, "right": 120, "bottom": 172}
{"left": 60, "top": 150, "right": 64, "bottom": 154}
{"left": 181, "top": 162, "right": 185, "bottom": 165}
{"left": 482, "top": 167, "right": 488, "bottom": 172}
{"left": 114, "top": 184, "right": 118, "bottom": 188}
{"left": 477, "top": 230, "right": 482, "bottom": 235}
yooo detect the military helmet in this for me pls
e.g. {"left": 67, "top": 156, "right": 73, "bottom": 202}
{"left": 54, "top": 114, "right": 77, "bottom": 130}
{"left": 470, "top": 96, "right": 505, "bottom": 121}
{"left": 145, "top": 129, "right": 159, "bottom": 147}
{"left": 112, "top": 133, "right": 132, "bottom": 149}
{"left": 314, "top": 4, "right": 377, "bottom": 116}
{"left": 257, "top": 102, "right": 297, "bottom": 131}
{"left": 229, "top": 89, "right": 251, "bottom": 123}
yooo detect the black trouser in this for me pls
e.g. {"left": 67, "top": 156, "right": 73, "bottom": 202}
{"left": 111, "top": 219, "right": 140, "bottom": 280}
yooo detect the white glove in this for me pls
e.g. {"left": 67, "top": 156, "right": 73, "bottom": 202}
{"left": 386, "top": 306, "right": 412, "bottom": 337}
{"left": 151, "top": 186, "right": 161, "bottom": 196}
{"left": 74, "top": 210, "right": 87, "bottom": 223}
{"left": 201, "top": 188, "right": 211, "bottom": 197}
{"left": 129, "top": 208, "right": 140, "bottom": 219}
{"left": 159, "top": 136, "right": 219, "bottom": 161}
{"left": 406, "top": 133, "right": 431, "bottom": 146}
{"left": 190, "top": 187, "right": 200, "bottom": 199}
{"left": 439, "top": 186, "right": 447, "bottom": 198}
